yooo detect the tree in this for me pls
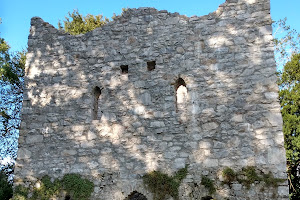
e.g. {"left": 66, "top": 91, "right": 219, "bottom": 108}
{"left": 274, "top": 19, "right": 300, "bottom": 199}
{"left": 0, "top": 20, "right": 26, "bottom": 172}
{"left": 278, "top": 53, "right": 300, "bottom": 199}
{"left": 273, "top": 18, "right": 300, "bottom": 69}
{"left": 0, "top": 169, "right": 13, "bottom": 200}
{"left": 58, "top": 10, "right": 109, "bottom": 35}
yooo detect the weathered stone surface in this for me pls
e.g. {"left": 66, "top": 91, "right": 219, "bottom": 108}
{"left": 25, "top": 135, "right": 43, "bottom": 144}
{"left": 14, "top": 0, "right": 288, "bottom": 199}
{"left": 17, "top": 148, "right": 32, "bottom": 159}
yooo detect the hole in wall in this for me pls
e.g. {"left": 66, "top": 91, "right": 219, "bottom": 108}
{"left": 92, "top": 86, "right": 101, "bottom": 120}
{"left": 124, "top": 191, "right": 147, "bottom": 200}
{"left": 147, "top": 61, "right": 156, "bottom": 71}
{"left": 65, "top": 195, "right": 71, "bottom": 200}
{"left": 120, "top": 65, "right": 129, "bottom": 74}
{"left": 201, "top": 196, "right": 214, "bottom": 200}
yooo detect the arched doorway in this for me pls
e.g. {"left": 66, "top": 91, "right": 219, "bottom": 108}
{"left": 124, "top": 191, "right": 147, "bottom": 200}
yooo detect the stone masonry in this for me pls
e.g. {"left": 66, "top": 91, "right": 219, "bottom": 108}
{"left": 14, "top": 0, "right": 289, "bottom": 199}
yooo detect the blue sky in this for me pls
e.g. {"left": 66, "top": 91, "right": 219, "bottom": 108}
{"left": 0, "top": 0, "right": 300, "bottom": 52}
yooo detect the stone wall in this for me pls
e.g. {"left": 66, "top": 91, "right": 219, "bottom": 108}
{"left": 14, "top": 0, "right": 289, "bottom": 199}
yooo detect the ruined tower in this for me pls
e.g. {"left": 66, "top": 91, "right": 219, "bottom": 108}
{"left": 14, "top": 0, "right": 289, "bottom": 199}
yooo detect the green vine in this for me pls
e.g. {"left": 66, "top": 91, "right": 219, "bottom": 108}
{"left": 142, "top": 166, "right": 188, "bottom": 200}
{"left": 222, "top": 166, "right": 285, "bottom": 189}
{"left": 12, "top": 174, "right": 94, "bottom": 200}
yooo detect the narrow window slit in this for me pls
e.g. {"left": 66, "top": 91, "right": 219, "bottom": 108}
{"left": 92, "top": 86, "right": 101, "bottom": 120}
{"left": 175, "top": 78, "right": 187, "bottom": 112}
{"left": 147, "top": 61, "right": 156, "bottom": 71}
{"left": 120, "top": 65, "right": 129, "bottom": 74}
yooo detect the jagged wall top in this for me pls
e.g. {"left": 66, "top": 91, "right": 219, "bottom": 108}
{"left": 28, "top": 0, "right": 271, "bottom": 40}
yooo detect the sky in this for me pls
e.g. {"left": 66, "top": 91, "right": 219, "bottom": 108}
{"left": 0, "top": 0, "right": 300, "bottom": 52}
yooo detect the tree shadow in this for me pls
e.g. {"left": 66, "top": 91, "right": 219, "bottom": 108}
{"left": 14, "top": 0, "right": 288, "bottom": 199}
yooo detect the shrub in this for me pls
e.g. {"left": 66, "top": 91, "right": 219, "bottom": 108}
{"left": 222, "top": 167, "right": 236, "bottom": 184}
{"left": 201, "top": 176, "right": 216, "bottom": 195}
{"left": 143, "top": 166, "right": 188, "bottom": 200}
{"left": 0, "top": 171, "right": 13, "bottom": 200}
{"left": 11, "top": 173, "right": 94, "bottom": 200}
{"left": 62, "top": 173, "right": 94, "bottom": 200}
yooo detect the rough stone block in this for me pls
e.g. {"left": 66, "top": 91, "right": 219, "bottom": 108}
{"left": 26, "top": 135, "right": 43, "bottom": 144}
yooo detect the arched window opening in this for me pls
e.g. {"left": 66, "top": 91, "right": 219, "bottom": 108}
{"left": 92, "top": 86, "right": 101, "bottom": 120}
{"left": 124, "top": 191, "right": 147, "bottom": 200}
{"left": 65, "top": 195, "right": 71, "bottom": 200}
{"left": 175, "top": 78, "right": 187, "bottom": 112}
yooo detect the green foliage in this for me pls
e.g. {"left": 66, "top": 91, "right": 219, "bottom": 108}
{"left": 201, "top": 176, "right": 216, "bottom": 195}
{"left": 31, "top": 175, "right": 61, "bottom": 200}
{"left": 12, "top": 185, "right": 29, "bottom": 200}
{"left": 62, "top": 173, "right": 94, "bottom": 200}
{"left": 238, "top": 166, "right": 261, "bottom": 188}
{"left": 58, "top": 10, "right": 109, "bottom": 35}
{"left": 0, "top": 170, "right": 13, "bottom": 200}
{"left": 0, "top": 38, "right": 25, "bottom": 87}
{"left": 112, "top": 8, "right": 129, "bottom": 21}
{"left": 278, "top": 53, "right": 300, "bottom": 199}
{"left": 262, "top": 172, "right": 285, "bottom": 188}
{"left": 11, "top": 174, "right": 94, "bottom": 200}
{"left": 222, "top": 167, "right": 236, "bottom": 184}
{"left": 142, "top": 166, "right": 188, "bottom": 200}
{"left": 273, "top": 18, "right": 300, "bottom": 68}
{"left": 221, "top": 166, "right": 285, "bottom": 189}
{"left": 0, "top": 19, "right": 26, "bottom": 161}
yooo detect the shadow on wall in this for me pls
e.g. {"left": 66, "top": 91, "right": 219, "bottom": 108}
{"left": 15, "top": 0, "right": 287, "bottom": 199}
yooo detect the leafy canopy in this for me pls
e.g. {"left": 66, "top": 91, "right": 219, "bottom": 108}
{"left": 58, "top": 10, "right": 109, "bottom": 35}
{"left": 0, "top": 18, "right": 26, "bottom": 163}
{"left": 273, "top": 18, "right": 300, "bottom": 68}
{"left": 278, "top": 53, "right": 300, "bottom": 199}
{"left": 273, "top": 17, "right": 300, "bottom": 199}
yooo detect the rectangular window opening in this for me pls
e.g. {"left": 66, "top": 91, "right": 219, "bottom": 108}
{"left": 120, "top": 65, "right": 129, "bottom": 74}
{"left": 147, "top": 61, "right": 156, "bottom": 71}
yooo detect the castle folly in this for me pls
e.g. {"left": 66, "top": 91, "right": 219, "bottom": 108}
{"left": 14, "top": 0, "right": 289, "bottom": 199}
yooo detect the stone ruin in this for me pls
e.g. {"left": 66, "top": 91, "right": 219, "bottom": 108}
{"left": 14, "top": 0, "right": 289, "bottom": 199}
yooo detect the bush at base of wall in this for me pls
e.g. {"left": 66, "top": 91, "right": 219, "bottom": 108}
{"left": 12, "top": 173, "right": 94, "bottom": 200}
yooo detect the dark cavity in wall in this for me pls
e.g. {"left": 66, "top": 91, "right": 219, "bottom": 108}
{"left": 147, "top": 61, "right": 156, "bottom": 71}
{"left": 201, "top": 196, "right": 214, "bottom": 200}
{"left": 124, "top": 191, "right": 147, "bottom": 200}
{"left": 175, "top": 77, "right": 186, "bottom": 90}
{"left": 65, "top": 195, "right": 71, "bottom": 200}
{"left": 120, "top": 65, "right": 129, "bottom": 74}
{"left": 92, "top": 86, "right": 101, "bottom": 120}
